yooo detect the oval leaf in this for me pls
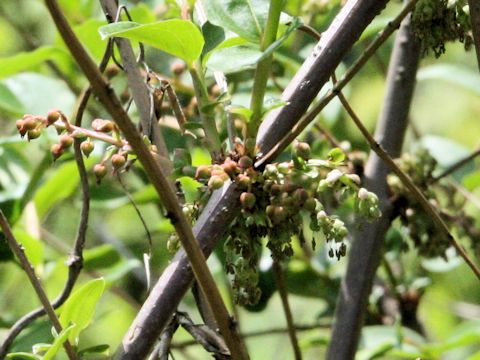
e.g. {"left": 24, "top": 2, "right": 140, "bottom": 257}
{"left": 98, "top": 20, "right": 204, "bottom": 65}
{"left": 59, "top": 278, "right": 105, "bottom": 344}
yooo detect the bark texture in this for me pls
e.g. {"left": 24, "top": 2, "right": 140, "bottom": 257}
{"left": 327, "top": 11, "right": 421, "bottom": 360}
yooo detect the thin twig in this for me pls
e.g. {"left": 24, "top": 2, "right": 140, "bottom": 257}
{"left": 0, "top": 42, "right": 113, "bottom": 358}
{"left": 332, "top": 74, "right": 480, "bottom": 280}
{"left": 272, "top": 261, "right": 302, "bottom": 360}
{"left": 255, "top": 0, "right": 419, "bottom": 168}
{"left": 172, "top": 323, "right": 330, "bottom": 349}
{"left": 0, "top": 211, "right": 78, "bottom": 360}
{"left": 431, "top": 146, "right": 480, "bottom": 183}
{"left": 43, "top": 1, "right": 248, "bottom": 358}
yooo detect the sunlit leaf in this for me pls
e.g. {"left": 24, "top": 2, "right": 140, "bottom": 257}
{"left": 43, "top": 324, "right": 76, "bottom": 360}
{"left": 99, "top": 20, "right": 204, "bottom": 65}
{"left": 59, "top": 278, "right": 105, "bottom": 344}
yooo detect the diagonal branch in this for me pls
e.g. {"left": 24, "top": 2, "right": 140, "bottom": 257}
{"left": 327, "top": 7, "right": 419, "bottom": 358}
{"left": 44, "top": 1, "right": 247, "bottom": 359}
{"left": 116, "top": 0, "right": 393, "bottom": 357}
{"left": 0, "top": 211, "right": 78, "bottom": 360}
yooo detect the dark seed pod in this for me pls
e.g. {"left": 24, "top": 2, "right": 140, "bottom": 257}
{"left": 238, "top": 156, "right": 253, "bottom": 169}
{"left": 111, "top": 154, "right": 127, "bottom": 170}
{"left": 240, "top": 192, "right": 256, "bottom": 209}
{"left": 93, "top": 163, "right": 107, "bottom": 183}
{"left": 80, "top": 141, "right": 95, "bottom": 157}
{"left": 46, "top": 110, "right": 60, "bottom": 125}
{"left": 59, "top": 134, "right": 74, "bottom": 148}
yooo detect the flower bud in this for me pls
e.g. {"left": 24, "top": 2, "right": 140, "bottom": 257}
{"left": 221, "top": 160, "right": 238, "bottom": 177}
{"left": 346, "top": 173, "right": 361, "bottom": 186}
{"left": 195, "top": 165, "right": 211, "bottom": 179}
{"left": 358, "top": 187, "right": 369, "bottom": 200}
{"left": 240, "top": 192, "right": 256, "bottom": 209}
{"left": 23, "top": 116, "right": 38, "bottom": 131}
{"left": 236, "top": 174, "right": 251, "bottom": 189}
{"left": 272, "top": 206, "right": 287, "bottom": 224}
{"left": 208, "top": 175, "right": 224, "bottom": 190}
{"left": 27, "top": 129, "right": 41, "bottom": 141}
{"left": 46, "top": 110, "right": 60, "bottom": 125}
{"left": 293, "top": 141, "right": 310, "bottom": 160}
{"left": 80, "top": 141, "right": 95, "bottom": 157}
{"left": 264, "top": 164, "right": 278, "bottom": 178}
{"left": 92, "top": 119, "right": 115, "bottom": 133}
{"left": 277, "top": 162, "right": 290, "bottom": 175}
{"left": 293, "top": 188, "right": 308, "bottom": 206}
{"left": 111, "top": 154, "right": 126, "bottom": 170}
{"left": 270, "top": 183, "right": 281, "bottom": 196}
{"left": 93, "top": 163, "right": 107, "bottom": 183}
{"left": 170, "top": 60, "right": 186, "bottom": 76}
{"left": 303, "top": 197, "right": 317, "bottom": 212}
{"left": 238, "top": 156, "right": 253, "bottom": 169}
{"left": 59, "top": 134, "right": 74, "bottom": 148}
{"left": 51, "top": 143, "right": 64, "bottom": 161}
{"left": 325, "top": 169, "right": 343, "bottom": 185}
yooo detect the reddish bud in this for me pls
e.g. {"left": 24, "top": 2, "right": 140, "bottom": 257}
{"left": 240, "top": 192, "right": 256, "bottom": 209}
{"left": 236, "top": 174, "right": 251, "bottom": 189}
{"left": 80, "top": 141, "right": 95, "bottom": 157}
{"left": 111, "top": 154, "right": 126, "bottom": 170}
{"left": 170, "top": 60, "right": 186, "bottom": 76}
{"left": 195, "top": 165, "right": 212, "bottom": 180}
{"left": 27, "top": 129, "right": 41, "bottom": 141}
{"left": 208, "top": 175, "right": 224, "bottom": 190}
{"left": 221, "top": 160, "right": 238, "bottom": 177}
{"left": 92, "top": 119, "right": 115, "bottom": 133}
{"left": 238, "top": 156, "right": 253, "bottom": 169}
{"left": 59, "top": 134, "right": 74, "bottom": 148}
{"left": 93, "top": 163, "right": 107, "bottom": 183}
{"left": 293, "top": 188, "right": 308, "bottom": 206}
{"left": 51, "top": 143, "right": 64, "bottom": 161}
{"left": 23, "top": 116, "right": 38, "bottom": 131}
{"left": 46, "top": 110, "right": 60, "bottom": 125}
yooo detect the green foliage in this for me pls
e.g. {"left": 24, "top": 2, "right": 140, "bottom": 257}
{"left": 58, "top": 278, "right": 105, "bottom": 345}
{"left": 99, "top": 20, "right": 204, "bottom": 65}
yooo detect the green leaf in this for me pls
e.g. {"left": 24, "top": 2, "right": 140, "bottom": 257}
{"left": 206, "top": 19, "right": 300, "bottom": 73}
{"left": 206, "top": 44, "right": 263, "bottom": 73}
{"left": 226, "top": 104, "right": 253, "bottom": 121}
{"left": 59, "top": 278, "right": 105, "bottom": 344}
{"left": 0, "top": 47, "right": 69, "bottom": 80}
{"left": 43, "top": 324, "right": 76, "bottom": 360}
{"left": 327, "top": 148, "right": 346, "bottom": 164}
{"left": 6, "top": 353, "right": 41, "bottom": 360}
{"left": 203, "top": 0, "right": 268, "bottom": 43}
{"left": 417, "top": 64, "right": 480, "bottom": 96}
{"left": 34, "top": 158, "right": 95, "bottom": 218}
{"left": 201, "top": 21, "right": 226, "bottom": 58}
{"left": 0, "top": 82, "right": 25, "bottom": 116}
{"left": 78, "top": 344, "right": 110, "bottom": 356}
{"left": 84, "top": 244, "right": 121, "bottom": 270}
{"left": 99, "top": 20, "right": 204, "bottom": 65}
{"left": 12, "top": 229, "right": 44, "bottom": 267}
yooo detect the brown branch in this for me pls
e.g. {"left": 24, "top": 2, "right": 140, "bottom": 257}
{"left": 273, "top": 261, "right": 302, "bottom": 360}
{"left": 43, "top": 1, "right": 247, "bottom": 358}
{"left": 255, "top": 0, "right": 418, "bottom": 168}
{"left": 335, "top": 79, "right": 480, "bottom": 280}
{"left": 468, "top": 0, "right": 480, "bottom": 71}
{"left": 99, "top": 0, "right": 170, "bottom": 167}
{"left": 0, "top": 211, "right": 78, "bottom": 360}
{"left": 431, "top": 145, "right": 480, "bottom": 183}
{"left": 172, "top": 322, "right": 330, "bottom": 349}
{"left": 0, "top": 43, "right": 113, "bottom": 358}
{"left": 116, "top": 0, "right": 398, "bottom": 357}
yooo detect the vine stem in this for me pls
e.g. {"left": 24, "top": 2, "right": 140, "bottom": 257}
{"left": 332, "top": 75, "right": 480, "bottom": 280}
{"left": 272, "top": 261, "right": 302, "bottom": 360}
{"left": 0, "top": 211, "right": 78, "bottom": 360}
{"left": 431, "top": 145, "right": 480, "bottom": 183}
{"left": 248, "top": 0, "right": 284, "bottom": 137}
{"left": 255, "top": 0, "right": 419, "bottom": 168}
{"left": 43, "top": 1, "right": 248, "bottom": 358}
{"left": 189, "top": 65, "right": 222, "bottom": 157}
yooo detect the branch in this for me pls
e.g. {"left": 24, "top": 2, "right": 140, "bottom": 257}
{"left": 327, "top": 9, "right": 434, "bottom": 357}
{"left": 43, "top": 1, "right": 247, "bottom": 358}
{"left": 0, "top": 44, "right": 112, "bottom": 358}
{"left": 99, "top": 0, "right": 170, "bottom": 166}
{"left": 0, "top": 211, "right": 78, "bottom": 360}
{"left": 431, "top": 145, "right": 480, "bottom": 183}
{"left": 273, "top": 261, "right": 302, "bottom": 360}
{"left": 468, "top": 0, "right": 480, "bottom": 71}
{"left": 116, "top": 0, "right": 395, "bottom": 356}
{"left": 255, "top": 0, "right": 389, "bottom": 154}
{"left": 255, "top": 0, "right": 418, "bottom": 168}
